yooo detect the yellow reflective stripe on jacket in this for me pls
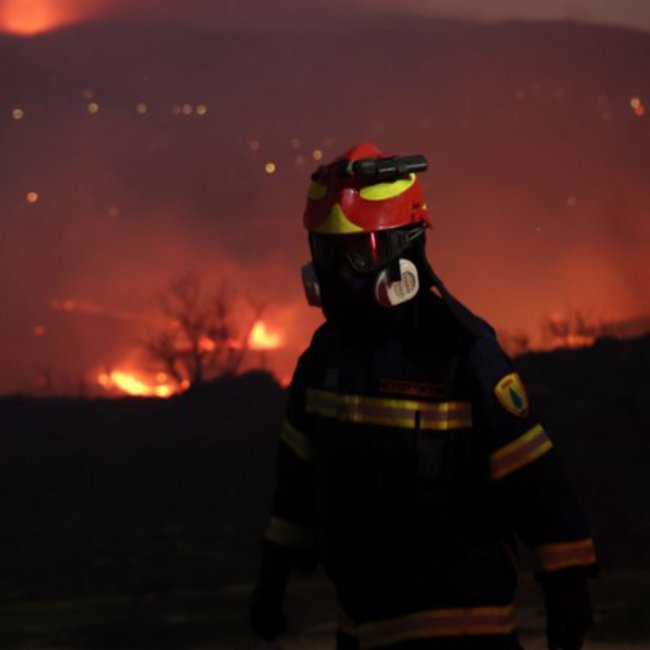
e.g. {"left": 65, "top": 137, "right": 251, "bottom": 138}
{"left": 265, "top": 516, "right": 313, "bottom": 548}
{"left": 352, "top": 604, "right": 516, "bottom": 648}
{"left": 490, "top": 424, "right": 553, "bottom": 480}
{"left": 280, "top": 419, "right": 312, "bottom": 461}
{"left": 306, "top": 389, "right": 472, "bottom": 431}
{"left": 535, "top": 537, "right": 597, "bottom": 572}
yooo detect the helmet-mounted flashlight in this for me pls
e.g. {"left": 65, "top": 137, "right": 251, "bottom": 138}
{"left": 338, "top": 154, "right": 428, "bottom": 182}
{"left": 311, "top": 154, "right": 428, "bottom": 183}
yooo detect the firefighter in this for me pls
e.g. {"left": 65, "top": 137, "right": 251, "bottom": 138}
{"left": 250, "top": 142, "right": 597, "bottom": 649}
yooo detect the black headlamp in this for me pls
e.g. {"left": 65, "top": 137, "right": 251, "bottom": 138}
{"left": 311, "top": 154, "right": 428, "bottom": 183}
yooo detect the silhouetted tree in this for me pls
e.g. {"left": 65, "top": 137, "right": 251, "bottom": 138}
{"left": 144, "top": 272, "right": 265, "bottom": 388}
{"left": 540, "top": 308, "right": 604, "bottom": 349}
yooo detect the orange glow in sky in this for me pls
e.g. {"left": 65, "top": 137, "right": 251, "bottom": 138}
{"left": 0, "top": 0, "right": 98, "bottom": 36}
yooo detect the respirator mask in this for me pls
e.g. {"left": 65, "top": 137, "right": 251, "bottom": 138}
{"left": 302, "top": 225, "right": 425, "bottom": 317}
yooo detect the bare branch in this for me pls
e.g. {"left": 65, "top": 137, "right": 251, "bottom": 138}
{"left": 143, "top": 272, "right": 262, "bottom": 388}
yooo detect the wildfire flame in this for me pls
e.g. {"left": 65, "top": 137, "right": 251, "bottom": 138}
{"left": 97, "top": 370, "right": 178, "bottom": 399}
{"left": 198, "top": 335, "right": 217, "bottom": 353}
{"left": 196, "top": 321, "right": 283, "bottom": 353}
{"left": 249, "top": 321, "right": 283, "bottom": 350}
{"left": 96, "top": 320, "right": 284, "bottom": 398}
{"left": 547, "top": 333, "right": 596, "bottom": 349}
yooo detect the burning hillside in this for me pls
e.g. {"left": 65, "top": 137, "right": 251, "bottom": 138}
{"left": 1, "top": 18, "right": 649, "bottom": 394}
{"left": 94, "top": 318, "right": 284, "bottom": 398}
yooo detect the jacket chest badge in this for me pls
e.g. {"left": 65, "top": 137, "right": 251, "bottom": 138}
{"left": 494, "top": 372, "right": 529, "bottom": 417}
{"left": 379, "top": 379, "right": 449, "bottom": 399}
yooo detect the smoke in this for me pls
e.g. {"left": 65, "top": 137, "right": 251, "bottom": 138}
{"left": 1, "top": 13, "right": 649, "bottom": 394}
{"left": 113, "top": 0, "right": 650, "bottom": 34}
{"left": 2, "top": 1, "right": 650, "bottom": 37}
{"left": 356, "top": 0, "right": 650, "bottom": 32}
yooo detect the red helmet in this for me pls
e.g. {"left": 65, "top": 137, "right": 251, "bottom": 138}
{"left": 303, "top": 142, "right": 431, "bottom": 235}
{"left": 301, "top": 143, "right": 432, "bottom": 310}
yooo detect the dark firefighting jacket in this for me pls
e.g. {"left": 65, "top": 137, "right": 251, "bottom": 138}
{"left": 263, "top": 286, "right": 597, "bottom": 649}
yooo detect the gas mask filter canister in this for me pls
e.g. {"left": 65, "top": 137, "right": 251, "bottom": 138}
{"left": 374, "top": 258, "right": 420, "bottom": 308}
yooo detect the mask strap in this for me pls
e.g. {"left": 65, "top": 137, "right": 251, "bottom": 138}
{"left": 387, "top": 258, "right": 402, "bottom": 283}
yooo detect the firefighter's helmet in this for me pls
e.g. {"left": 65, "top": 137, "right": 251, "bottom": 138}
{"left": 302, "top": 143, "right": 431, "bottom": 310}
{"left": 304, "top": 141, "right": 430, "bottom": 234}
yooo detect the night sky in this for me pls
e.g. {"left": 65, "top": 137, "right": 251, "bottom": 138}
{"left": 1, "top": 0, "right": 649, "bottom": 396}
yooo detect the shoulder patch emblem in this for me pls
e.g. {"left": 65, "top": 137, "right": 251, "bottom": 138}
{"left": 494, "top": 372, "right": 529, "bottom": 417}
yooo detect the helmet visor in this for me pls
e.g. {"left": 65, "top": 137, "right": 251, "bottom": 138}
{"left": 310, "top": 226, "right": 425, "bottom": 275}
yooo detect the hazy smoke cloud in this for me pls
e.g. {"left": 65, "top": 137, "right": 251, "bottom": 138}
{"left": 116, "top": 0, "right": 650, "bottom": 33}
{"left": 2, "top": 0, "right": 649, "bottom": 35}
{"left": 1, "top": 8, "right": 649, "bottom": 395}
{"left": 359, "top": 0, "right": 650, "bottom": 32}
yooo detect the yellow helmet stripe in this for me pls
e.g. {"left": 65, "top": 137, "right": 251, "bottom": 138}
{"left": 360, "top": 173, "right": 416, "bottom": 201}
{"left": 314, "top": 203, "right": 363, "bottom": 234}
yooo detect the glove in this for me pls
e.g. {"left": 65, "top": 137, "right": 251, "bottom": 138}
{"left": 249, "top": 542, "right": 293, "bottom": 641}
{"left": 541, "top": 570, "right": 594, "bottom": 650}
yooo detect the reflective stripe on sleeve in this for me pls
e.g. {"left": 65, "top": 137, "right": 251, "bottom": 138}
{"left": 306, "top": 389, "right": 472, "bottom": 431}
{"left": 280, "top": 419, "right": 312, "bottom": 461}
{"left": 354, "top": 604, "right": 516, "bottom": 648}
{"left": 490, "top": 424, "right": 553, "bottom": 480}
{"left": 264, "top": 516, "right": 314, "bottom": 548}
{"left": 535, "top": 537, "right": 597, "bottom": 572}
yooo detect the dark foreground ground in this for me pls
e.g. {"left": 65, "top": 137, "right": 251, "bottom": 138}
{"left": 0, "top": 335, "right": 649, "bottom": 648}
{"left": 1, "top": 571, "right": 649, "bottom": 649}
